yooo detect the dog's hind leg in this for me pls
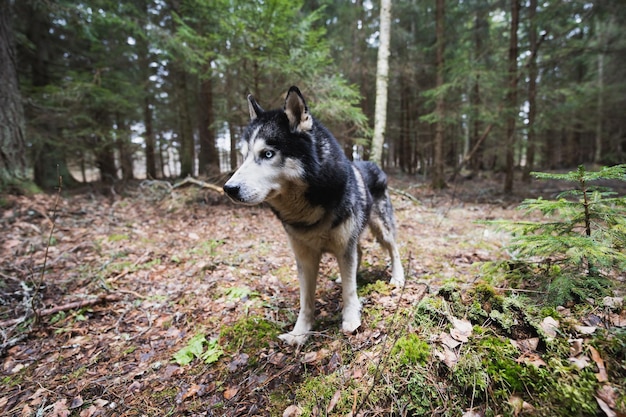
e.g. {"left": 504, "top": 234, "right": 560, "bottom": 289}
{"left": 279, "top": 240, "right": 321, "bottom": 346}
{"left": 337, "top": 244, "right": 362, "bottom": 333}
{"left": 369, "top": 196, "right": 405, "bottom": 286}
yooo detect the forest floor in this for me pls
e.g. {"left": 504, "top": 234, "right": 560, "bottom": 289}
{"left": 1, "top": 173, "right": 625, "bottom": 417}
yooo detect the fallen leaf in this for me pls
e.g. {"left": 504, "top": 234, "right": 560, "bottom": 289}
{"left": 574, "top": 325, "right": 597, "bottom": 335}
{"left": 569, "top": 355, "right": 590, "bottom": 370}
{"left": 596, "top": 396, "right": 617, "bottom": 417}
{"left": 569, "top": 338, "right": 584, "bottom": 356}
{"left": 326, "top": 390, "right": 341, "bottom": 414}
{"left": 440, "top": 332, "right": 461, "bottom": 349}
{"left": 223, "top": 386, "right": 239, "bottom": 400}
{"left": 461, "top": 410, "right": 483, "bottom": 417}
{"left": 435, "top": 345, "right": 459, "bottom": 368}
{"left": 602, "top": 296, "right": 623, "bottom": 310}
{"left": 69, "top": 396, "right": 84, "bottom": 409}
{"left": 181, "top": 384, "right": 205, "bottom": 401}
{"left": 283, "top": 405, "right": 303, "bottom": 417}
{"left": 589, "top": 346, "right": 608, "bottom": 382}
{"left": 301, "top": 351, "right": 319, "bottom": 364}
{"left": 50, "top": 399, "right": 70, "bottom": 417}
{"left": 450, "top": 317, "right": 472, "bottom": 343}
{"left": 539, "top": 317, "right": 559, "bottom": 340}
{"left": 20, "top": 405, "right": 33, "bottom": 417}
{"left": 508, "top": 394, "right": 535, "bottom": 416}
{"left": 597, "top": 384, "right": 617, "bottom": 408}
{"left": 516, "top": 352, "right": 547, "bottom": 367}
{"left": 228, "top": 353, "right": 249, "bottom": 372}
{"left": 510, "top": 337, "right": 539, "bottom": 353}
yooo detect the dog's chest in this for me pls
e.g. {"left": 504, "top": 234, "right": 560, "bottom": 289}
{"left": 284, "top": 215, "right": 360, "bottom": 255}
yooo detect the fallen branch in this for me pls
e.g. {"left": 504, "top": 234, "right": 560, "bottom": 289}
{"left": 172, "top": 175, "right": 224, "bottom": 195}
{"left": 0, "top": 294, "right": 122, "bottom": 328}
{"left": 389, "top": 186, "right": 421, "bottom": 205}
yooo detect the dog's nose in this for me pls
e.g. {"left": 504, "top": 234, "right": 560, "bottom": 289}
{"left": 223, "top": 183, "right": 241, "bottom": 200}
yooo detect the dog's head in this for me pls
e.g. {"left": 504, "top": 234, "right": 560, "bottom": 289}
{"left": 223, "top": 86, "right": 314, "bottom": 205}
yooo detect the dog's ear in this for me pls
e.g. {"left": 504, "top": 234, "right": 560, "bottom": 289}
{"left": 248, "top": 95, "right": 264, "bottom": 121}
{"left": 284, "top": 86, "right": 313, "bottom": 132}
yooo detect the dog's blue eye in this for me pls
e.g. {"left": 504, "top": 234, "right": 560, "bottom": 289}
{"left": 263, "top": 150, "right": 275, "bottom": 159}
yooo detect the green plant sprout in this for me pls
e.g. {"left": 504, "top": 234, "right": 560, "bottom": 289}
{"left": 498, "top": 164, "right": 626, "bottom": 304}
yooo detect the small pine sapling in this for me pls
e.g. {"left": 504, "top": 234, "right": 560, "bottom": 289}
{"left": 501, "top": 164, "right": 626, "bottom": 305}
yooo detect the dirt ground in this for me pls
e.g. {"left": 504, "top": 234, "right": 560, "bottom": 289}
{"left": 0, "top": 174, "right": 623, "bottom": 416}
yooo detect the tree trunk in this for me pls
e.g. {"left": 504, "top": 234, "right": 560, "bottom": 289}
{"left": 116, "top": 113, "right": 134, "bottom": 181}
{"left": 175, "top": 67, "right": 195, "bottom": 178}
{"left": 370, "top": 0, "right": 392, "bottom": 166}
{"left": 198, "top": 75, "right": 220, "bottom": 177}
{"left": 522, "top": 0, "right": 538, "bottom": 182}
{"left": 504, "top": 0, "right": 519, "bottom": 194}
{"left": 0, "top": 0, "right": 27, "bottom": 187}
{"left": 431, "top": 0, "right": 446, "bottom": 189}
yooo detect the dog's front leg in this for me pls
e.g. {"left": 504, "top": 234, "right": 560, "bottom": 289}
{"left": 279, "top": 241, "right": 320, "bottom": 346}
{"left": 337, "top": 244, "right": 361, "bottom": 334}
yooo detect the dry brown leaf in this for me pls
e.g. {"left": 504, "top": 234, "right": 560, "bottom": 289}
{"left": 510, "top": 337, "right": 539, "bottom": 353}
{"left": 589, "top": 346, "right": 609, "bottom": 382}
{"left": 440, "top": 332, "right": 461, "bottom": 349}
{"left": 182, "top": 384, "right": 203, "bottom": 401}
{"left": 596, "top": 396, "right": 617, "bottom": 417}
{"left": 597, "top": 384, "right": 617, "bottom": 408}
{"left": 435, "top": 345, "right": 459, "bottom": 368}
{"left": 50, "top": 399, "right": 70, "bottom": 417}
{"left": 283, "top": 405, "right": 303, "bottom": 417}
{"left": 569, "top": 338, "right": 584, "bottom": 356}
{"left": 569, "top": 355, "right": 590, "bottom": 370}
{"left": 508, "top": 394, "right": 535, "bottom": 416}
{"left": 326, "top": 390, "right": 341, "bottom": 414}
{"left": 223, "top": 386, "right": 239, "bottom": 400}
{"left": 20, "top": 405, "right": 33, "bottom": 417}
{"left": 516, "top": 352, "right": 547, "bottom": 367}
{"left": 573, "top": 325, "right": 597, "bottom": 335}
{"left": 539, "top": 316, "right": 559, "bottom": 340}
{"left": 450, "top": 317, "right": 472, "bottom": 342}
{"left": 69, "top": 396, "right": 84, "bottom": 409}
{"left": 301, "top": 351, "right": 319, "bottom": 364}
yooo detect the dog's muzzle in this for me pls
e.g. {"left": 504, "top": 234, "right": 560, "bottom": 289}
{"left": 223, "top": 183, "right": 244, "bottom": 203}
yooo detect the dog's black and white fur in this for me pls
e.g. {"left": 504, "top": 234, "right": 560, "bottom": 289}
{"left": 224, "top": 86, "right": 404, "bottom": 345}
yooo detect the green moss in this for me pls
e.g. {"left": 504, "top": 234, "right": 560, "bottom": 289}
{"left": 358, "top": 280, "right": 391, "bottom": 297}
{"left": 294, "top": 372, "right": 354, "bottom": 416}
{"left": 392, "top": 333, "right": 430, "bottom": 366}
{"left": 108, "top": 233, "right": 130, "bottom": 242}
{"left": 220, "top": 316, "right": 281, "bottom": 355}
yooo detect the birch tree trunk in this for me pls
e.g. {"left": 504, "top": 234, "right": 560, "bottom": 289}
{"left": 431, "top": 0, "right": 447, "bottom": 189}
{"left": 504, "top": 0, "right": 519, "bottom": 194}
{"left": 370, "top": 0, "right": 392, "bottom": 166}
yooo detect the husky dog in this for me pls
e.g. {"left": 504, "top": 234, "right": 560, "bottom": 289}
{"left": 223, "top": 86, "right": 404, "bottom": 346}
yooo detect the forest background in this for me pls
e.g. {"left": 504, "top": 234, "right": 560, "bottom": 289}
{"left": 2, "top": 0, "right": 625, "bottom": 192}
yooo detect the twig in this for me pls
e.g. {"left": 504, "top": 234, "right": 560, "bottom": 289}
{"left": 172, "top": 175, "right": 224, "bottom": 194}
{"left": 353, "top": 254, "right": 429, "bottom": 416}
{"left": 389, "top": 187, "right": 421, "bottom": 205}
{"left": 31, "top": 173, "right": 63, "bottom": 325}
{"left": 0, "top": 294, "right": 122, "bottom": 328}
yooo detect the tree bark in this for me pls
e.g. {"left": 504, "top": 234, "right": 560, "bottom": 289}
{"left": 431, "top": 0, "right": 447, "bottom": 189}
{"left": 198, "top": 75, "right": 220, "bottom": 177}
{"left": 504, "top": 0, "right": 519, "bottom": 194}
{"left": 175, "top": 67, "right": 195, "bottom": 178}
{"left": 523, "top": 0, "right": 538, "bottom": 182}
{"left": 370, "top": 0, "right": 392, "bottom": 166}
{"left": 0, "top": 0, "right": 27, "bottom": 187}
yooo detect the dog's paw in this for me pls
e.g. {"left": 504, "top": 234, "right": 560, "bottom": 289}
{"left": 342, "top": 317, "right": 362, "bottom": 334}
{"left": 278, "top": 332, "right": 309, "bottom": 346}
{"left": 390, "top": 275, "right": 405, "bottom": 287}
